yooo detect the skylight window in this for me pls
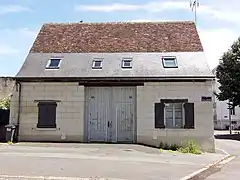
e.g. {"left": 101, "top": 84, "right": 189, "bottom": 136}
{"left": 46, "top": 58, "right": 61, "bottom": 69}
{"left": 92, "top": 58, "right": 103, "bottom": 69}
{"left": 122, "top": 58, "right": 132, "bottom": 68}
{"left": 162, "top": 57, "right": 178, "bottom": 68}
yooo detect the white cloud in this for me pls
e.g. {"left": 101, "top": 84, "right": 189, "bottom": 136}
{"left": 75, "top": 1, "right": 240, "bottom": 24}
{"left": 199, "top": 28, "right": 238, "bottom": 69}
{"left": 76, "top": 3, "right": 139, "bottom": 12}
{"left": 198, "top": 5, "right": 240, "bottom": 24}
{"left": 0, "top": 28, "right": 38, "bottom": 56}
{"left": 0, "top": 5, "right": 31, "bottom": 15}
{"left": 75, "top": 1, "right": 189, "bottom": 12}
{"left": 0, "top": 44, "right": 19, "bottom": 55}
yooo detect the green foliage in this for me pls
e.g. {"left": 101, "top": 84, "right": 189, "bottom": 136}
{"left": 159, "top": 142, "right": 180, "bottom": 151}
{"left": 0, "top": 97, "right": 10, "bottom": 110}
{"left": 159, "top": 140, "right": 201, "bottom": 155}
{"left": 216, "top": 37, "right": 240, "bottom": 108}
{"left": 178, "top": 140, "right": 201, "bottom": 155}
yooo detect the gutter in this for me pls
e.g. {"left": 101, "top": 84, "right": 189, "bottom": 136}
{"left": 17, "top": 82, "right": 22, "bottom": 125}
{"left": 13, "top": 76, "right": 215, "bottom": 82}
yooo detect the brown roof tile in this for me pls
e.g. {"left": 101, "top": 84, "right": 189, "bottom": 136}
{"left": 30, "top": 21, "right": 203, "bottom": 53}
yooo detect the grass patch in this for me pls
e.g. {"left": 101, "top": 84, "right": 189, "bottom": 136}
{"left": 159, "top": 140, "right": 201, "bottom": 155}
{"left": 178, "top": 140, "right": 201, "bottom": 154}
{"left": 7, "top": 141, "right": 13, "bottom": 145}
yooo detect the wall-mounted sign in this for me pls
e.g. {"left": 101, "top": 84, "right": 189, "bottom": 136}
{"left": 201, "top": 96, "right": 212, "bottom": 102}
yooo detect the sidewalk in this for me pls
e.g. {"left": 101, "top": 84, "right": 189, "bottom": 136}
{"left": 206, "top": 139, "right": 240, "bottom": 180}
{"left": 0, "top": 143, "right": 224, "bottom": 180}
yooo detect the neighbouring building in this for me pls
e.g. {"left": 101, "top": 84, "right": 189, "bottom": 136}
{"left": 10, "top": 21, "right": 215, "bottom": 152}
{"left": 0, "top": 77, "right": 15, "bottom": 99}
{"left": 0, "top": 77, "right": 15, "bottom": 141}
{"left": 212, "top": 67, "right": 240, "bottom": 130}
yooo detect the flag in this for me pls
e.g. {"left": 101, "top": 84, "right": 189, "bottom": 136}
{"left": 190, "top": 0, "right": 199, "bottom": 11}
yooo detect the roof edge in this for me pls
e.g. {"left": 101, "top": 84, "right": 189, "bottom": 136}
{"left": 14, "top": 76, "right": 215, "bottom": 82}
{"left": 42, "top": 21, "right": 195, "bottom": 26}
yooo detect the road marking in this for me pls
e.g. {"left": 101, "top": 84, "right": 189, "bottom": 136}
{"left": 218, "top": 155, "right": 236, "bottom": 165}
{"left": 215, "top": 148, "right": 230, "bottom": 156}
{"left": 0, "top": 175, "right": 110, "bottom": 180}
{"left": 179, "top": 154, "right": 235, "bottom": 180}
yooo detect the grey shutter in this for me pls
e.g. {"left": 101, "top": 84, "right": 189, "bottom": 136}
{"left": 37, "top": 102, "right": 57, "bottom": 128}
{"left": 155, "top": 103, "right": 165, "bottom": 128}
{"left": 37, "top": 103, "right": 47, "bottom": 128}
{"left": 184, "top": 103, "right": 194, "bottom": 129}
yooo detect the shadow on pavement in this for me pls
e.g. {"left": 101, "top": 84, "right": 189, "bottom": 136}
{"left": 215, "top": 134, "right": 240, "bottom": 141}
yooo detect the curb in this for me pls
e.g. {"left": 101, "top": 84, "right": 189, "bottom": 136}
{"left": 0, "top": 175, "right": 107, "bottom": 180}
{"left": 180, "top": 150, "right": 235, "bottom": 180}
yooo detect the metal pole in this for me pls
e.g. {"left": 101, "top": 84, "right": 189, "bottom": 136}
{"left": 194, "top": 1, "right": 197, "bottom": 24}
{"left": 229, "top": 100, "right": 232, "bottom": 135}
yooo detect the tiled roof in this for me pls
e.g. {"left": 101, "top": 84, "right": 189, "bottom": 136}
{"left": 30, "top": 21, "right": 203, "bottom": 53}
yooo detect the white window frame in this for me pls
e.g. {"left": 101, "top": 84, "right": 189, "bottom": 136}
{"left": 164, "top": 102, "right": 185, "bottom": 129}
{"left": 46, "top": 58, "right": 62, "bottom": 69}
{"left": 92, "top": 58, "right": 103, "bottom": 69}
{"left": 162, "top": 56, "right": 178, "bottom": 68}
{"left": 122, "top": 58, "right": 132, "bottom": 68}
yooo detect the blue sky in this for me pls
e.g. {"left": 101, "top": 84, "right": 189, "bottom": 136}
{"left": 0, "top": 0, "right": 239, "bottom": 76}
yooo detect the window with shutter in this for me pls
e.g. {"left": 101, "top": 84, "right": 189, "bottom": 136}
{"left": 155, "top": 103, "right": 165, "bottom": 128}
{"left": 37, "top": 102, "right": 57, "bottom": 128}
{"left": 160, "top": 99, "right": 188, "bottom": 129}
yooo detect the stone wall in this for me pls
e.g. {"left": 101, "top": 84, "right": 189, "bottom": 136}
{"left": 137, "top": 81, "right": 215, "bottom": 152}
{"left": 10, "top": 82, "right": 85, "bottom": 142}
{"left": 0, "top": 77, "right": 15, "bottom": 99}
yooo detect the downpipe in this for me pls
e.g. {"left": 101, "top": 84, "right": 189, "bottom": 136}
{"left": 17, "top": 82, "right": 22, "bottom": 125}
{"left": 13, "top": 81, "right": 22, "bottom": 142}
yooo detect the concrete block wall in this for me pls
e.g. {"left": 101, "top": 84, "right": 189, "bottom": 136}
{"left": 10, "top": 82, "right": 85, "bottom": 142}
{"left": 137, "top": 81, "right": 215, "bottom": 152}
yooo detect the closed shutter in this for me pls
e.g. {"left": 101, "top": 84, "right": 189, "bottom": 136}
{"left": 37, "top": 102, "right": 57, "bottom": 128}
{"left": 155, "top": 103, "right": 165, "bottom": 128}
{"left": 184, "top": 103, "right": 194, "bottom": 129}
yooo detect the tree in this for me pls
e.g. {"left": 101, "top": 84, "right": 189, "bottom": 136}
{"left": 0, "top": 97, "right": 10, "bottom": 110}
{"left": 216, "top": 37, "right": 240, "bottom": 109}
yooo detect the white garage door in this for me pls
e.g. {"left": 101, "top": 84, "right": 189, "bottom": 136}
{"left": 85, "top": 86, "right": 136, "bottom": 143}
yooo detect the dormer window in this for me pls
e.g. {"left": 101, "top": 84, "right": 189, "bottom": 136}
{"left": 92, "top": 58, "right": 103, "bottom": 69}
{"left": 122, "top": 58, "right": 132, "bottom": 68}
{"left": 46, "top": 58, "right": 61, "bottom": 69}
{"left": 162, "top": 57, "right": 178, "bottom": 68}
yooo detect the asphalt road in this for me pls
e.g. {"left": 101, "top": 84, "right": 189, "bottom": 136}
{"left": 0, "top": 143, "right": 223, "bottom": 180}
{"left": 206, "top": 139, "right": 240, "bottom": 180}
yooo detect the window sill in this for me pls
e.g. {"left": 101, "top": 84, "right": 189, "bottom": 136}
{"left": 36, "top": 128, "right": 58, "bottom": 131}
{"left": 156, "top": 128, "right": 195, "bottom": 131}
{"left": 164, "top": 128, "right": 195, "bottom": 130}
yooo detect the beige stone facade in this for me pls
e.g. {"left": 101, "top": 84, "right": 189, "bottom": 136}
{"left": 137, "top": 81, "right": 215, "bottom": 152}
{"left": 10, "top": 81, "right": 214, "bottom": 152}
{"left": 10, "top": 82, "right": 85, "bottom": 142}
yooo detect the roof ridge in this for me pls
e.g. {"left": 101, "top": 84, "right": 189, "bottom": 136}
{"left": 43, "top": 21, "right": 195, "bottom": 25}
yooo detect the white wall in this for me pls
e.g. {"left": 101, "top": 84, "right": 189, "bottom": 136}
{"left": 10, "top": 82, "right": 85, "bottom": 142}
{"left": 137, "top": 81, "right": 215, "bottom": 152}
{"left": 214, "top": 80, "right": 240, "bottom": 130}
